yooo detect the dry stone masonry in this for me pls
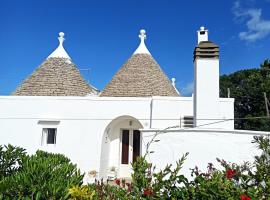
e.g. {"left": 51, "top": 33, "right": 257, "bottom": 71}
{"left": 12, "top": 57, "right": 95, "bottom": 96}
{"left": 100, "top": 54, "right": 179, "bottom": 97}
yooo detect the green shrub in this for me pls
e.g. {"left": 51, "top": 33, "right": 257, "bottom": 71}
{"left": 0, "top": 144, "right": 26, "bottom": 178}
{"left": 0, "top": 147, "right": 83, "bottom": 199}
{"left": 1, "top": 136, "right": 270, "bottom": 199}
{"left": 68, "top": 185, "right": 95, "bottom": 200}
{"left": 72, "top": 136, "right": 269, "bottom": 199}
{"left": 190, "top": 164, "right": 242, "bottom": 200}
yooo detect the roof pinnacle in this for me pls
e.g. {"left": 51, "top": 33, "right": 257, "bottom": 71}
{"left": 139, "top": 29, "right": 146, "bottom": 42}
{"left": 133, "top": 29, "right": 151, "bottom": 55}
{"left": 47, "top": 32, "right": 71, "bottom": 60}
{"left": 58, "top": 32, "right": 65, "bottom": 46}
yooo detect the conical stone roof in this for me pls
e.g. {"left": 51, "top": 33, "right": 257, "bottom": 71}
{"left": 12, "top": 32, "right": 97, "bottom": 96}
{"left": 100, "top": 30, "right": 179, "bottom": 97}
{"left": 12, "top": 58, "right": 96, "bottom": 96}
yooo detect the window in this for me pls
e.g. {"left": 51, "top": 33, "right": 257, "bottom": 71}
{"left": 42, "top": 128, "right": 57, "bottom": 145}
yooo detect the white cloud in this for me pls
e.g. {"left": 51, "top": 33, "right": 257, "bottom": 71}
{"left": 181, "top": 82, "right": 193, "bottom": 96}
{"left": 232, "top": 1, "right": 270, "bottom": 42}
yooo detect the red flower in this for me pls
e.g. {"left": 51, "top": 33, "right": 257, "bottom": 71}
{"left": 115, "top": 178, "right": 120, "bottom": 185}
{"left": 143, "top": 188, "right": 153, "bottom": 196}
{"left": 226, "top": 169, "right": 236, "bottom": 179}
{"left": 240, "top": 194, "right": 251, "bottom": 200}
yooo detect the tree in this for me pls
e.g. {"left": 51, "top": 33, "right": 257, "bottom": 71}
{"left": 220, "top": 59, "right": 270, "bottom": 131}
{"left": 260, "top": 59, "right": 270, "bottom": 70}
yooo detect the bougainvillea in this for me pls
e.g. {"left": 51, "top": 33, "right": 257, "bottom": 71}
{"left": 226, "top": 169, "right": 236, "bottom": 179}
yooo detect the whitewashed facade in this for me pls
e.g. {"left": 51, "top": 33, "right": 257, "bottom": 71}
{"left": 0, "top": 27, "right": 267, "bottom": 181}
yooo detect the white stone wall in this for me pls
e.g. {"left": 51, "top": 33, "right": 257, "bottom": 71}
{"left": 0, "top": 95, "right": 234, "bottom": 181}
{"left": 142, "top": 129, "right": 265, "bottom": 179}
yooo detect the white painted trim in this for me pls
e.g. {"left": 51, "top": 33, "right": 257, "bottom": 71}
{"left": 140, "top": 128, "right": 270, "bottom": 136}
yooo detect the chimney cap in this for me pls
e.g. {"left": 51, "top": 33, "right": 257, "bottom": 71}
{"left": 197, "top": 26, "right": 209, "bottom": 44}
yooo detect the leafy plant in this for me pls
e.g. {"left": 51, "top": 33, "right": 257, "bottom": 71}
{"left": 151, "top": 153, "right": 191, "bottom": 199}
{"left": 68, "top": 185, "right": 95, "bottom": 200}
{"left": 87, "top": 179, "right": 130, "bottom": 200}
{"left": 190, "top": 163, "right": 241, "bottom": 200}
{"left": 0, "top": 148, "right": 83, "bottom": 199}
{"left": 2, "top": 135, "right": 270, "bottom": 199}
{"left": 0, "top": 144, "right": 26, "bottom": 178}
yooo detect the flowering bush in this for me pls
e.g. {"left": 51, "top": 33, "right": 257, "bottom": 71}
{"left": 1, "top": 136, "right": 270, "bottom": 199}
{"left": 226, "top": 169, "right": 236, "bottom": 179}
{"left": 69, "top": 136, "right": 269, "bottom": 199}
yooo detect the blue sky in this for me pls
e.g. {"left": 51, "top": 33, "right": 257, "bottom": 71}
{"left": 0, "top": 0, "right": 270, "bottom": 96}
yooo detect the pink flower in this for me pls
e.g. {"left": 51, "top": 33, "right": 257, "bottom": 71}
{"left": 226, "top": 169, "right": 236, "bottom": 179}
{"left": 240, "top": 194, "right": 251, "bottom": 200}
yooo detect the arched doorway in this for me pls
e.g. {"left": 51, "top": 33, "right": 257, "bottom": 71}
{"left": 99, "top": 115, "right": 143, "bottom": 179}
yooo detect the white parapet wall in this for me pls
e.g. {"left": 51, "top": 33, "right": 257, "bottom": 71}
{"left": 142, "top": 129, "right": 266, "bottom": 179}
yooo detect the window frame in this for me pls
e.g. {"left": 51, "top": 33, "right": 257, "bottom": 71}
{"left": 38, "top": 120, "right": 60, "bottom": 146}
{"left": 42, "top": 128, "right": 57, "bottom": 145}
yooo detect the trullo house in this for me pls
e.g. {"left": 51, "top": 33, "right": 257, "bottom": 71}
{"left": 0, "top": 27, "right": 267, "bottom": 181}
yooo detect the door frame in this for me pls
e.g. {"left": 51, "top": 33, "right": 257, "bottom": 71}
{"left": 119, "top": 129, "right": 142, "bottom": 176}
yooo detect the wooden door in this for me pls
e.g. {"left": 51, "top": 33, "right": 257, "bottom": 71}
{"left": 132, "top": 130, "right": 141, "bottom": 163}
{"left": 121, "top": 130, "right": 129, "bottom": 164}
{"left": 121, "top": 129, "right": 141, "bottom": 164}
